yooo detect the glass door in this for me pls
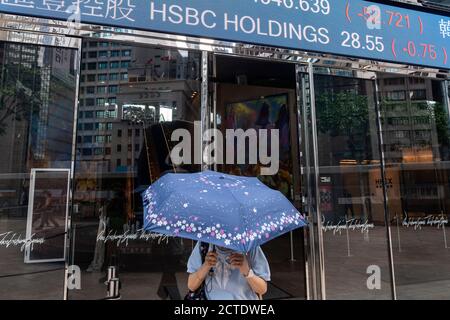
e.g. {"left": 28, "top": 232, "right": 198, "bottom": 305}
{"left": 301, "top": 66, "right": 395, "bottom": 300}
{"left": 211, "top": 54, "right": 307, "bottom": 300}
{"left": 0, "top": 36, "right": 80, "bottom": 299}
{"left": 377, "top": 75, "right": 450, "bottom": 300}
{"left": 69, "top": 40, "right": 203, "bottom": 300}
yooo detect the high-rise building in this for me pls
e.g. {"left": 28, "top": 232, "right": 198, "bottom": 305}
{"left": 76, "top": 42, "right": 201, "bottom": 175}
{"left": 76, "top": 40, "right": 133, "bottom": 174}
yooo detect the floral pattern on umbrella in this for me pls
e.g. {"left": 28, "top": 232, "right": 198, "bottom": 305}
{"left": 142, "top": 170, "right": 307, "bottom": 253}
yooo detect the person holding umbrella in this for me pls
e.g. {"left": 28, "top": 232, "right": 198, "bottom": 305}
{"left": 186, "top": 243, "right": 270, "bottom": 300}
{"left": 142, "top": 170, "right": 307, "bottom": 300}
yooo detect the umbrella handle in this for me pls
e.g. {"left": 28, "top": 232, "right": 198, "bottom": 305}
{"left": 208, "top": 245, "right": 216, "bottom": 276}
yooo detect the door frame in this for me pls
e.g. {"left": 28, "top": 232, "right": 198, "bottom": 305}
{"left": 210, "top": 52, "right": 310, "bottom": 299}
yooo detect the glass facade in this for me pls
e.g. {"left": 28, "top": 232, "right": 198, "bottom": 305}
{"left": 69, "top": 43, "right": 203, "bottom": 300}
{"left": 0, "top": 1, "right": 450, "bottom": 300}
{"left": 311, "top": 73, "right": 393, "bottom": 299}
{"left": 0, "top": 41, "right": 78, "bottom": 299}
{"left": 378, "top": 76, "right": 450, "bottom": 299}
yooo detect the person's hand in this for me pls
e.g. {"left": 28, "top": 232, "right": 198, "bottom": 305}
{"left": 204, "top": 251, "right": 218, "bottom": 268}
{"left": 229, "top": 253, "right": 250, "bottom": 276}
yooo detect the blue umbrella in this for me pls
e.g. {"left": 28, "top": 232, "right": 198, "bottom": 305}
{"left": 142, "top": 170, "right": 307, "bottom": 253}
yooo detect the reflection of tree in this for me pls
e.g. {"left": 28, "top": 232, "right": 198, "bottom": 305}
{"left": 0, "top": 64, "right": 42, "bottom": 136}
{"left": 316, "top": 91, "right": 369, "bottom": 161}
{"left": 431, "top": 102, "right": 450, "bottom": 149}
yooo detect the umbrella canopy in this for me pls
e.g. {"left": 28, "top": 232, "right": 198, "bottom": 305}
{"left": 142, "top": 170, "right": 306, "bottom": 253}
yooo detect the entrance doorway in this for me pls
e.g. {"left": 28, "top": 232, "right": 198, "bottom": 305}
{"left": 211, "top": 55, "right": 307, "bottom": 300}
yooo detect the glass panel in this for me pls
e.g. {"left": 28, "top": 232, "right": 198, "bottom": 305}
{"left": 377, "top": 74, "right": 450, "bottom": 299}
{"left": 26, "top": 170, "right": 70, "bottom": 263}
{"left": 311, "top": 71, "right": 393, "bottom": 299}
{"left": 0, "top": 42, "right": 78, "bottom": 299}
{"left": 213, "top": 55, "right": 306, "bottom": 300}
{"left": 70, "top": 42, "right": 202, "bottom": 300}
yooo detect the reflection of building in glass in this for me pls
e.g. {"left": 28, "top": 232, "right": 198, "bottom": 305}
{"left": 76, "top": 42, "right": 200, "bottom": 175}
{"left": 377, "top": 74, "right": 450, "bottom": 217}
{"left": 0, "top": 43, "right": 76, "bottom": 205}
{"left": 76, "top": 40, "right": 133, "bottom": 174}
{"left": 377, "top": 75, "right": 442, "bottom": 163}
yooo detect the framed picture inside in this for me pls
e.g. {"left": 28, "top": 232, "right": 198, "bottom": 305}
{"left": 225, "top": 94, "right": 292, "bottom": 197}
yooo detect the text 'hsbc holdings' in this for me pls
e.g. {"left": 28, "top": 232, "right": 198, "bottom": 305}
{"left": 0, "top": 0, "right": 448, "bottom": 69}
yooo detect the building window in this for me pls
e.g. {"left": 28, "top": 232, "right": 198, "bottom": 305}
{"left": 84, "top": 111, "right": 94, "bottom": 118}
{"left": 88, "top": 51, "right": 97, "bottom": 58}
{"left": 85, "top": 98, "right": 95, "bottom": 106}
{"left": 94, "top": 148, "right": 103, "bottom": 155}
{"left": 107, "top": 110, "right": 117, "bottom": 118}
{"left": 384, "top": 78, "right": 405, "bottom": 86}
{"left": 82, "top": 148, "right": 92, "bottom": 156}
{"left": 86, "top": 86, "right": 95, "bottom": 94}
{"left": 128, "top": 129, "right": 132, "bottom": 137}
{"left": 121, "top": 61, "right": 130, "bottom": 68}
{"left": 109, "top": 73, "right": 119, "bottom": 81}
{"left": 99, "top": 41, "right": 109, "bottom": 47}
{"left": 97, "top": 86, "right": 107, "bottom": 94}
{"left": 87, "top": 62, "right": 97, "bottom": 70}
{"left": 96, "top": 123, "right": 106, "bottom": 131}
{"left": 117, "top": 129, "right": 122, "bottom": 137}
{"left": 98, "top": 74, "right": 108, "bottom": 82}
{"left": 108, "top": 97, "right": 117, "bottom": 105}
{"left": 83, "top": 136, "right": 93, "bottom": 143}
{"left": 110, "top": 61, "right": 120, "bottom": 69}
{"left": 98, "top": 51, "right": 108, "bottom": 58}
{"left": 95, "top": 135, "right": 105, "bottom": 143}
{"left": 409, "top": 77, "right": 425, "bottom": 85}
{"left": 84, "top": 123, "right": 94, "bottom": 130}
{"left": 386, "top": 91, "right": 406, "bottom": 101}
{"left": 96, "top": 111, "right": 105, "bottom": 118}
{"left": 110, "top": 50, "right": 120, "bottom": 57}
{"left": 122, "top": 50, "right": 131, "bottom": 57}
{"left": 96, "top": 98, "right": 106, "bottom": 106}
{"left": 89, "top": 41, "right": 98, "bottom": 47}
{"left": 108, "top": 85, "right": 118, "bottom": 94}
{"left": 105, "top": 147, "right": 111, "bottom": 155}
{"left": 135, "top": 129, "right": 140, "bottom": 136}
{"left": 128, "top": 144, "right": 132, "bottom": 152}
{"left": 87, "top": 74, "right": 96, "bottom": 82}
{"left": 410, "top": 90, "right": 427, "bottom": 101}
{"left": 121, "top": 73, "right": 128, "bottom": 80}
{"left": 117, "top": 144, "right": 122, "bottom": 152}
{"left": 116, "top": 159, "right": 121, "bottom": 167}
{"left": 99, "top": 62, "right": 108, "bottom": 69}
